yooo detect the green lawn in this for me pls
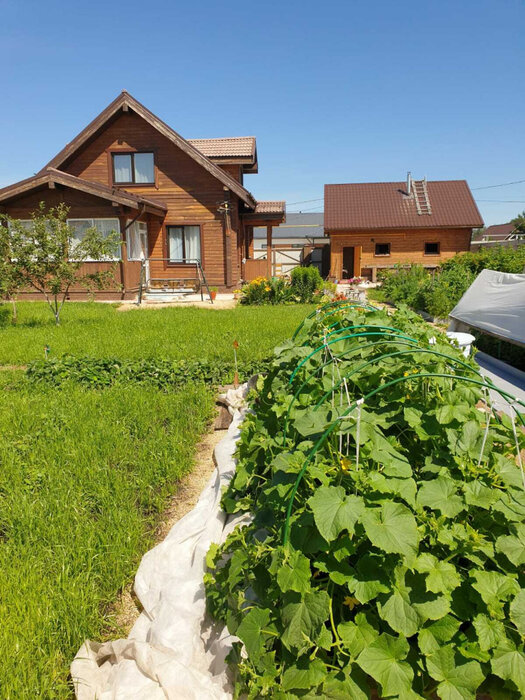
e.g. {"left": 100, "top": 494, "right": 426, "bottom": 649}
{"left": 0, "top": 302, "right": 315, "bottom": 365}
{"left": 0, "top": 301, "right": 309, "bottom": 697}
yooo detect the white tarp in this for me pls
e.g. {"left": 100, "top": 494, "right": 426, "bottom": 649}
{"left": 448, "top": 269, "right": 525, "bottom": 347}
{"left": 71, "top": 387, "right": 250, "bottom": 700}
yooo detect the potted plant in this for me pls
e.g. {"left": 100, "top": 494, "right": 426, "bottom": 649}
{"left": 210, "top": 286, "right": 218, "bottom": 301}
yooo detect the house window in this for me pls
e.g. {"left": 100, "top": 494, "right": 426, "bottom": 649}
{"left": 127, "top": 221, "right": 148, "bottom": 260}
{"left": 167, "top": 225, "right": 201, "bottom": 262}
{"left": 113, "top": 152, "right": 155, "bottom": 184}
{"left": 67, "top": 218, "right": 121, "bottom": 259}
{"left": 375, "top": 242, "right": 391, "bottom": 256}
{"left": 424, "top": 242, "right": 440, "bottom": 255}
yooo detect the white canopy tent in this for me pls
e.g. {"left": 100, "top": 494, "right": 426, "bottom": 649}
{"left": 448, "top": 269, "right": 525, "bottom": 348}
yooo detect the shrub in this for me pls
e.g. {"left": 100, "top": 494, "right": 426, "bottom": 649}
{"left": 290, "top": 266, "right": 323, "bottom": 302}
{"left": 379, "top": 265, "right": 429, "bottom": 309}
{"left": 240, "top": 276, "right": 295, "bottom": 305}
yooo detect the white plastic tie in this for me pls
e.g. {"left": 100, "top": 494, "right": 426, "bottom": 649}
{"left": 355, "top": 398, "right": 365, "bottom": 471}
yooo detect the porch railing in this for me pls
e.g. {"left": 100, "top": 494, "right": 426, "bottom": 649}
{"left": 137, "top": 257, "right": 213, "bottom": 304}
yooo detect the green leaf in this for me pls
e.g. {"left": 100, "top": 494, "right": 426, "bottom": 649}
{"left": 322, "top": 672, "right": 369, "bottom": 700}
{"left": 510, "top": 590, "right": 525, "bottom": 636}
{"left": 417, "top": 476, "right": 464, "bottom": 518}
{"left": 357, "top": 633, "right": 414, "bottom": 696}
{"left": 281, "top": 657, "right": 326, "bottom": 691}
{"left": 275, "top": 547, "right": 312, "bottom": 594}
{"left": 472, "top": 614, "right": 506, "bottom": 651}
{"left": 463, "top": 481, "right": 499, "bottom": 510}
{"left": 338, "top": 612, "right": 379, "bottom": 657}
{"left": 496, "top": 524, "right": 525, "bottom": 567}
{"left": 414, "top": 553, "right": 461, "bottom": 595}
{"left": 491, "top": 641, "right": 525, "bottom": 696}
{"left": 470, "top": 570, "right": 520, "bottom": 619}
{"left": 426, "top": 644, "right": 484, "bottom": 699}
{"left": 346, "top": 554, "right": 390, "bottom": 603}
{"left": 379, "top": 591, "right": 420, "bottom": 637}
{"left": 418, "top": 616, "right": 462, "bottom": 655}
{"left": 361, "top": 501, "right": 419, "bottom": 561}
{"left": 236, "top": 607, "right": 271, "bottom": 660}
{"left": 281, "top": 591, "right": 330, "bottom": 653}
{"left": 308, "top": 486, "right": 363, "bottom": 542}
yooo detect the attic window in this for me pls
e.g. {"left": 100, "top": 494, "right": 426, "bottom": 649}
{"left": 374, "top": 243, "right": 391, "bottom": 256}
{"left": 113, "top": 152, "right": 154, "bottom": 184}
{"left": 424, "top": 242, "right": 440, "bottom": 255}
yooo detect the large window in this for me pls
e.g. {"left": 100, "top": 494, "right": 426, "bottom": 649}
{"left": 374, "top": 242, "right": 391, "bottom": 256}
{"left": 68, "top": 218, "right": 121, "bottom": 259}
{"left": 127, "top": 221, "right": 148, "bottom": 260}
{"left": 167, "top": 225, "right": 201, "bottom": 263}
{"left": 113, "top": 152, "right": 155, "bottom": 184}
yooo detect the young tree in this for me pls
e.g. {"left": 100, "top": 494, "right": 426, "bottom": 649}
{"left": 0, "top": 219, "right": 26, "bottom": 323}
{"left": 1, "top": 202, "right": 121, "bottom": 325}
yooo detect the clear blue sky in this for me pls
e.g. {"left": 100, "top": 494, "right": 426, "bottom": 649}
{"left": 1, "top": 0, "right": 523, "bottom": 225}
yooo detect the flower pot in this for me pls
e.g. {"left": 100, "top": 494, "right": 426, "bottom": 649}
{"left": 210, "top": 291, "right": 217, "bottom": 301}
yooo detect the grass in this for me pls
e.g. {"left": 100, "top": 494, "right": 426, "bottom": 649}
{"left": 0, "top": 301, "right": 310, "bottom": 696}
{"left": 0, "top": 302, "right": 315, "bottom": 365}
{"left": 0, "top": 379, "right": 214, "bottom": 698}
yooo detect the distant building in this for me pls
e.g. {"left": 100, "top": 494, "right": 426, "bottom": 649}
{"left": 324, "top": 174, "right": 483, "bottom": 281}
{"left": 471, "top": 222, "right": 524, "bottom": 251}
{"left": 253, "top": 213, "right": 329, "bottom": 276}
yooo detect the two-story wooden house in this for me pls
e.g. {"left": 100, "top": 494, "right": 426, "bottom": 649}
{"left": 324, "top": 175, "right": 483, "bottom": 281}
{"left": 0, "top": 91, "right": 285, "bottom": 299}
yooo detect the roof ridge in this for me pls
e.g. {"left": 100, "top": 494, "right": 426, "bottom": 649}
{"left": 40, "top": 91, "right": 256, "bottom": 208}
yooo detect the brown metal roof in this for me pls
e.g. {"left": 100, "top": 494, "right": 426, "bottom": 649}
{"left": 188, "top": 137, "right": 255, "bottom": 159}
{"left": 0, "top": 168, "right": 167, "bottom": 216}
{"left": 41, "top": 91, "right": 257, "bottom": 208}
{"left": 482, "top": 223, "right": 516, "bottom": 239}
{"left": 324, "top": 180, "right": 484, "bottom": 230}
{"left": 254, "top": 201, "right": 286, "bottom": 214}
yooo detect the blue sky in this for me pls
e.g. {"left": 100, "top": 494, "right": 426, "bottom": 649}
{"left": 1, "top": 0, "right": 523, "bottom": 225}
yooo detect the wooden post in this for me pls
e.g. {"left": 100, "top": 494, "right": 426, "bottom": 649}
{"left": 118, "top": 214, "right": 128, "bottom": 299}
{"left": 266, "top": 225, "right": 272, "bottom": 278}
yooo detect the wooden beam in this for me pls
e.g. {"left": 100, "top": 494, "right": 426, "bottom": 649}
{"left": 266, "top": 225, "right": 272, "bottom": 278}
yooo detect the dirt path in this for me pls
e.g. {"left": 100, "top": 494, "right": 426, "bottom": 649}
{"left": 110, "top": 415, "right": 228, "bottom": 636}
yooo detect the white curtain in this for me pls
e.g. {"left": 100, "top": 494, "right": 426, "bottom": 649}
{"left": 134, "top": 153, "right": 154, "bottom": 183}
{"left": 114, "top": 154, "right": 132, "bottom": 182}
{"left": 127, "top": 222, "right": 148, "bottom": 260}
{"left": 169, "top": 228, "right": 184, "bottom": 261}
{"left": 68, "top": 219, "right": 120, "bottom": 259}
{"left": 185, "top": 226, "right": 201, "bottom": 261}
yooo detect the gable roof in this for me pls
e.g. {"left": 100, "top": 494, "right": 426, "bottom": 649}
{"left": 482, "top": 223, "right": 516, "bottom": 240}
{"left": 324, "top": 180, "right": 483, "bottom": 231}
{"left": 42, "top": 91, "right": 256, "bottom": 208}
{"left": 0, "top": 167, "right": 167, "bottom": 216}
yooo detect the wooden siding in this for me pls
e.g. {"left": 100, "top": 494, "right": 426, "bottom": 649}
{"left": 328, "top": 228, "right": 472, "bottom": 278}
{"left": 63, "top": 111, "right": 240, "bottom": 288}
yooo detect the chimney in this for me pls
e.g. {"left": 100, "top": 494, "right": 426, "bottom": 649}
{"left": 406, "top": 171, "right": 412, "bottom": 195}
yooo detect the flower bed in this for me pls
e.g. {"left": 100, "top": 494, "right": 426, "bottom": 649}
{"left": 205, "top": 303, "right": 525, "bottom": 698}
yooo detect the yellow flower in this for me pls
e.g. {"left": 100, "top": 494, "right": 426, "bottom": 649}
{"left": 343, "top": 596, "right": 359, "bottom": 610}
{"left": 265, "top": 286, "right": 271, "bottom": 292}
{"left": 340, "top": 456, "right": 351, "bottom": 472}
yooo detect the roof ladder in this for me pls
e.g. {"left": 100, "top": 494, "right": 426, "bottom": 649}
{"left": 411, "top": 178, "right": 432, "bottom": 215}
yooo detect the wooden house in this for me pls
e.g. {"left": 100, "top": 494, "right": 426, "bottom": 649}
{"left": 324, "top": 175, "right": 483, "bottom": 281}
{"left": 0, "top": 91, "right": 285, "bottom": 299}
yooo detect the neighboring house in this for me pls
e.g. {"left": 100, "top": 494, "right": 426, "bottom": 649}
{"left": 470, "top": 222, "right": 524, "bottom": 251}
{"left": 253, "top": 213, "right": 329, "bottom": 276}
{"left": 0, "top": 91, "right": 285, "bottom": 298}
{"left": 324, "top": 175, "right": 483, "bottom": 280}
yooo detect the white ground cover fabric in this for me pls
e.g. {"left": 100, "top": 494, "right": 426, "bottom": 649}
{"left": 71, "top": 386, "right": 249, "bottom": 699}
{"left": 448, "top": 269, "right": 525, "bottom": 347}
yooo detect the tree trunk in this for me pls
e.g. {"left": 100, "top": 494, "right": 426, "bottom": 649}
{"left": 10, "top": 297, "right": 17, "bottom": 324}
